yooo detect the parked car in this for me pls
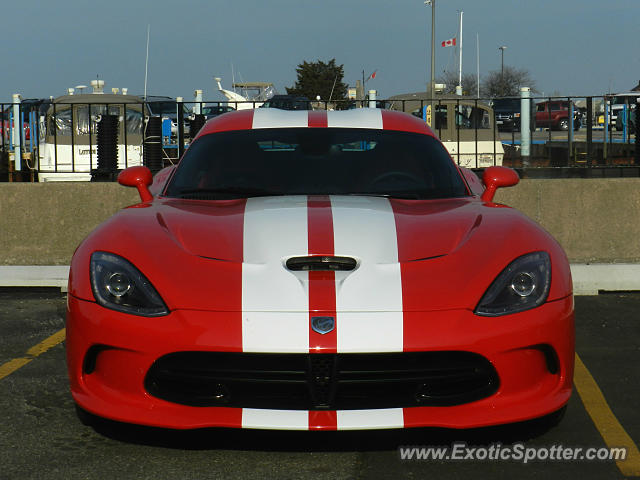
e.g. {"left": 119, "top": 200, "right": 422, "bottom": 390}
{"left": 535, "top": 100, "right": 582, "bottom": 131}
{"left": 493, "top": 98, "right": 537, "bottom": 132}
{"left": 614, "top": 106, "right": 636, "bottom": 132}
{"left": 1, "top": 106, "right": 31, "bottom": 142}
{"left": 145, "top": 96, "right": 192, "bottom": 136}
{"left": 608, "top": 92, "right": 639, "bottom": 129}
{"left": 260, "top": 94, "right": 311, "bottom": 110}
{"left": 20, "top": 98, "right": 52, "bottom": 118}
{"left": 201, "top": 105, "right": 235, "bottom": 119}
{"left": 67, "top": 108, "right": 574, "bottom": 433}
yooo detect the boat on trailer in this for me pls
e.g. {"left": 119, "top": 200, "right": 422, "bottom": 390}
{"left": 385, "top": 92, "right": 504, "bottom": 168}
{"left": 38, "top": 93, "right": 148, "bottom": 181}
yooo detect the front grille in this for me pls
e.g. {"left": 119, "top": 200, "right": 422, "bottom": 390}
{"left": 144, "top": 351, "right": 499, "bottom": 410}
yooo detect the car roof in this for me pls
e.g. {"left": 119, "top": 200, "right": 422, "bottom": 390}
{"left": 195, "top": 108, "right": 437, "bottom": 139}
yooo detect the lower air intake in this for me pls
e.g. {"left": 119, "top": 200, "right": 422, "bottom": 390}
{"left": 145, "top": 351, "right": 499, "bottom": 410}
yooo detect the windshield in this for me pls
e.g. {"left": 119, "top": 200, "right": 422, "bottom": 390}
{"left": 493, "top": 99, "right": 521, "bottom": 111}
{"left": 48, "top": 104, "right": 143, "bottom": 136}
{"left": 202, "top": 106, "right": 234, "bottom": 115}
{"left": 164, "top": 128, "right": 468, "bottom": 200}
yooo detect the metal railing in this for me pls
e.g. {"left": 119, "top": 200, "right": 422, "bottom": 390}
{"left": 2, "top": 95, "right": 639, "bottom": 182}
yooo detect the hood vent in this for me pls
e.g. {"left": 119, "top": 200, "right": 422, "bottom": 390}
{"left": 286, "top": 256, "right": 357, "bottom": 272}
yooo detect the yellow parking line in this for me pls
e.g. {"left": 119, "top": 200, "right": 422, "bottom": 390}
{"left": 0, "top": 328, "right": 66, "bottom": 381}
{"left": 574, "top": 353, "right": 640, "bottom": 477}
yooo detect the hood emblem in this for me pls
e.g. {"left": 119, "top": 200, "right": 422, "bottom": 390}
{"left": 311, "top": 316, "right": 335, "bottom": 335}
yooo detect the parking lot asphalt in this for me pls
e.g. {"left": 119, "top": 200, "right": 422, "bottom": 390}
{"left": 0, "top": 288, "right": 638, "bottom": 480}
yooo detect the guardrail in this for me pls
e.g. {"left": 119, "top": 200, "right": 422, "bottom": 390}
{"left": 1, "top": 95, "right": 638, "bottom": 182}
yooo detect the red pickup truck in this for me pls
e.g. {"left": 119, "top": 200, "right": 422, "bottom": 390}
{"left": 535, "top": 100, "right": 582, "bottom": 131}
{"left": 1, "top": 109, "right": 31, "bottom": 142}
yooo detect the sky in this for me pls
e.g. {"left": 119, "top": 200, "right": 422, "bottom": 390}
{"left": 1, "top": 0, "right": 638, "bottom": 103}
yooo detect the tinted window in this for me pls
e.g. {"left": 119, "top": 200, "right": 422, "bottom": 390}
{"left": 165, "top": 128, "right": 468, "bottom": 200}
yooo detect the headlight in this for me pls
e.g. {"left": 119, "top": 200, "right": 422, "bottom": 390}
{"left": 475, "top": 252, "right": 551, "bottom": 316}
{"left": 90, "top": 251, "right": 168, "bottom": 316}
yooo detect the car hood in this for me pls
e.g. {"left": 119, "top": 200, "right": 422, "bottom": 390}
{"left": 155, "top": 195, "right": 481, "bottom": 263}
{"left": 71, "top": 195, "right": 571, "bottom": 313}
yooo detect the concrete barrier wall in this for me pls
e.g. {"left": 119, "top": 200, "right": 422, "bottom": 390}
{"left": 0, "top": 183, "right": 138, "bottom": 265}
{"left": 0, "top": 179, "right": 639, "bottom": 265}
{"left": 494, "top": 178, "right": 640, "bottom": 263}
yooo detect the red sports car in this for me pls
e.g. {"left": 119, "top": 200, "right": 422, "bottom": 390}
{"left": 66, "top": 108, "right": 574, "bottom": 431}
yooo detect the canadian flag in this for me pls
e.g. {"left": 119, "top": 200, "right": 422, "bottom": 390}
{"left": 441, "top": 37, "right": 456, "bottom": 47}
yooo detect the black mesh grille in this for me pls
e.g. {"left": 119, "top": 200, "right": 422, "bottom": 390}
{"left": 144, "top": 351, "right": 499, "bottom": 410}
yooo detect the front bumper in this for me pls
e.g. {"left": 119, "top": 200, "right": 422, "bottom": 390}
{"left": 66, "top": 295, "right": 574, "bottom": 430}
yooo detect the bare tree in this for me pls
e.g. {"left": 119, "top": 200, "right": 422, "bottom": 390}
{"left": 481, "top": 66, "right": 537, "bottom": 97}
{"left": 437, "top": 71, "right": 478, "bottom": 96}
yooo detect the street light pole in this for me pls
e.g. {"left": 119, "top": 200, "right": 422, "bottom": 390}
{"left": 498, "top": 45, "right": 507, "bottom": 96}
{"left": 425, "top": 0, "right": 436, "bottom": 126}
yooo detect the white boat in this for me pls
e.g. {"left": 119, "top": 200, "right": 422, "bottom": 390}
{"left": 38, "top": 93, "right": 147, "bottom": 182}
{"left": 214, "top": 77, "right": 276, "bottom": 110}
{"left": 385, "top": 93, "right": 504, "bottom": 168}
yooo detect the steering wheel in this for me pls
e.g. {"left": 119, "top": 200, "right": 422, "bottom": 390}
{"left": 367, "top": 171, "right": 426, "bottom": 190}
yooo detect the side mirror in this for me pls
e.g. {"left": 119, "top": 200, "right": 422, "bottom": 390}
{"left": 118, "top": 166, "right": 153, "bottom": 203}
{"left": 481, "top": 166, "right": 519, "bottom": 203}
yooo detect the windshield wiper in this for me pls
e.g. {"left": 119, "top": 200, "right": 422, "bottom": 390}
{"left": 175, "top": 187, "right": 284, "bottom": 199}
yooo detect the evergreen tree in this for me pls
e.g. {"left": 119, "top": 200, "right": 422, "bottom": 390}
{"left": 286, "top": 59, "right": 348, "bottom": 101}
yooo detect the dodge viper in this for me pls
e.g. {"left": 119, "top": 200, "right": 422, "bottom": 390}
{"left": 66, "top": 108, "right": 574, "bottom": 431}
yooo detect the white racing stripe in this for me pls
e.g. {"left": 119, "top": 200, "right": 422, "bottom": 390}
{"left": 242, "top": 196, "right": 309, "bottom": 353}
{"left": 330, "top": 196, "right": 404, "bottom": 352}
{"left": 327, "top": 109, "right": 383, "bottom": 129}
{"left": 337, "top": 408, "right": 405, "bottom": 430}
{"left": 252, "top": 109, "right": 309, "bottom": 129}
{"left": 242, "top": 408, "right": 309, "bottom": 430}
